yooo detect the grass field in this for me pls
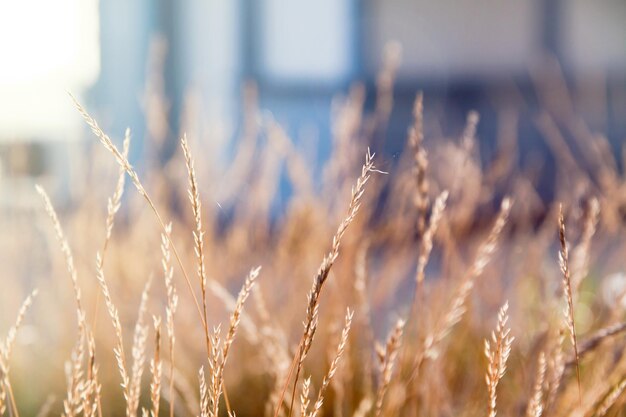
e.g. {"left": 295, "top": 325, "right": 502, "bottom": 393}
{"left": 1, "top": 61, "right": 626, "bottom": 417}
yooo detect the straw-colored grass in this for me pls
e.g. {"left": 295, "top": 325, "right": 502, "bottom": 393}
{"left": 3, "top": 51, "right": 626, "bottom": 417}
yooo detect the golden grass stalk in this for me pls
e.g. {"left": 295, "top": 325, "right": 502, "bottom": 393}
{"left": 161, "top": 223, "right": 178, "bottom": 417}
{"left": 526, "top": 352, "right": 546, "bottom": 417}
{"left": 182, "top": 131, "right": 239, "bottom": 417}
{"left": 150, "top": 316, "right": 162, "bottom": 417}
{"left": 70, "top": 94, "right": 205, "bottom": 327}
{"left": 409, "top": 197, "right": 511, "bottom": 384}
{"left": 93, "top": 128, "right": 130, "bottom": 330}
{"left": 129, "top": 279, "right": 152, "bottom": 417}
{"left": 403, "top": 188, "right": 450, "bottom": 333}
{"left": 94, "top": 251, "right": 131, "bottom": 415}
{"left": 414, "top": 190, "right": 448, "bottom": 287}
{"left": 436, "top": 197, "right": 511, "bottom": 340}
{"left": 104, "top": 128, "right": 131, "bottom": 250}
{"left": 63, "top": 326, "right": 87, "bottom": 417}
{"left": 181, "top": 135, "right": 211, "bottom": 350}
{"left": 35, "top": 186, "right": 86, "bottom": 325}
{"left": 300, "top": 377, "right": 311, "bottom": 417}
{"left": 36, "top": 186, "right": 101, "bottom": 417}
{"left": 330, "top": 328, "right": 347, "bottom": 417}
{"left": 199, "top": 367, "right": 209, "bottom": 417}
{"left": 210, "top": 267, "right": 260, "bottom": 417}
{"left": 80, "top": 131, "right": 129, "bottom": 417}
{"left": 84, "top": 334, "right": 101, "bottom": 417}
{"left": 0, "top": 289, "right": 38, "bottom": 417}
{"left": 277, "top": 149, "right": 377, "bottom": 417}
{"left": 308, "top": 309, "right": 353, "bottom": 417}
{"left": 374, "top": 318, "right": 405, "bottom": 417}
{"left": 206, "top": 280, "right": 260, "bottom": 344}
{"left": 439, "top": 197, "right": 512, "bottom": 341}
{"left": 558, "top": 205, "right": 581, "bottom": 401}
{"left": 399, "top": 190, "right": 450, "bottom": 393}
{"left": 485, "top": 301, "right": 514, "bottom": 417}
{"left": 220, "top": 267, "right": 261, "bottom": 370}
{"left": 208, "top": 325, "right": 222, "bottom": 417}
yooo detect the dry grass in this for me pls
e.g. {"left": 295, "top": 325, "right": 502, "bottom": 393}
{"left": 3, "top": 53, "right": 626, "bottom": 417}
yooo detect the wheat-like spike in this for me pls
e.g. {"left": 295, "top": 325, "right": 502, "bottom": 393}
{"left": 0, "top": 289, "right": 38, "bottom": 368}
{"left": 69, "top": 95, "right": 142, "bottom": 196}
{"left": 94, "top": 127, "right": 131, "bottom": 323}
{"left": 209, "top": 325, "right": 222, "bottom": 417}
{"left": 558, "top": 205, "right": 582, "bottom": 402}
{"left": 36, "top": 186, "right": 86, "bottom": 325}
{"left": 150, "top": 316, "right": 162, "bottom": 417}
{"left": 75, "top": 343, "right": 100, "bottom": 417}
{"left": 104, "top": 128, "right": 131, "bottom": 245}
{"left": 84, "top": 333, "right": 101, "bottom": 417}
{"left": 36, "top": 185, "right": 100, "bottom": 417}
{"left": 526, "top": 352, "right": 547, "bottom": 417}
{"left": 161, "top": 223, "right": 178, "bottom": 417}
{"left": 36, "top": 185, "right": 97, "bottom": 417}
{"left": 278, "top": 149, "right": 377, "bottom": 417}
{"left": 128, "top": 279, "right": 152, "bottom": 417}
{"left": 374, "top": 318, "right": 405, "bottom": 417}
{"left": 443, "top": 197, "right": 512, "bottom": 339}
{"left": 94, "top": 252, "right": 131, "bottom": 415}
{"left": 471, "top": 197, "right": 512, "bottom": 279}
{"left": 485, "top": 301, "right": 514, "bottom": 417}
{"left": 70, "top": 94, "right": 205, "bottom": 327}
{"left": 207, "top": 280, "right": 260, "bottom": 344}
{"left": 199, "top": 367, "right": 209, "bottom": 417}
{"left": 330, "top": 317, "right": 348, "bottom": 417}
{"left": 309, "top": 309, "right": 353, "bottom": 417}
{"left": 415, "top": 190, "right": 449, "bottom": 286}
{"left": 210, "top": 267, "right": 260, "bottom": 417}
{"left": 0, "top": 289, "right": 38, "bottom": 417}
{"left": 220, "top": 267, "right": 261, "bottom": 368}
{"left": 180, "top": 135, "right": 212, "bottom": 360}
{"left": 419, "top": 197, "right": 511, "bottom": 368}
{"left": 62, "top": 325, "right": 87, "bottom": 417}
{"left": 300, "top": 377, "right": 311, "bottom": 417}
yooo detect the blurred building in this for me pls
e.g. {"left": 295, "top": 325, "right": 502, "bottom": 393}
{"left": 1, "top": 0, "right": 625, "bottom": 203}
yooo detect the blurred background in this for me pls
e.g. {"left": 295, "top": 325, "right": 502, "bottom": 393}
{"left": 1, "top": 3, "right": 626, "bottom": 416}
{"left": 1, "top": 0, "right": 625, "bottom": 208}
